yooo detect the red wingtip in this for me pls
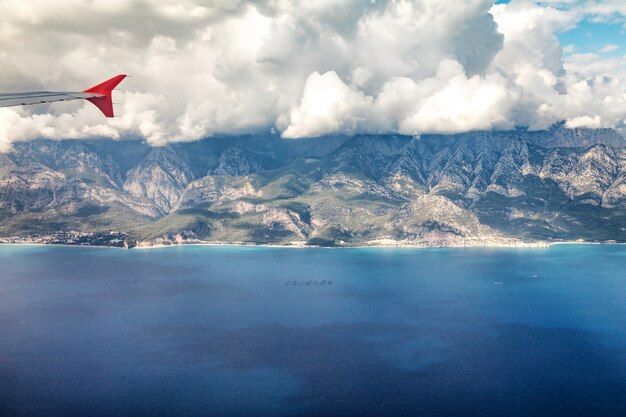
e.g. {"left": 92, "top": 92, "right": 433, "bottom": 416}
{"left": 83, "top": 74, "right": 127, "bottom": 118}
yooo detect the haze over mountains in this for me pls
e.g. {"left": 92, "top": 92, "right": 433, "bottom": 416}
{"left": 1, "top": 125, "right": 626, "bottom": 247}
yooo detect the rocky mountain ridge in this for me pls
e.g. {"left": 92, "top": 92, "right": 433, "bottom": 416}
{"left": 1, "top": 126, "right": 626, "bottom": 247}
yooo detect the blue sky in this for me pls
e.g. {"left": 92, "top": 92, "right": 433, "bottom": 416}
{"left": 560, "top": 19, "right": 625, "bottom": 57}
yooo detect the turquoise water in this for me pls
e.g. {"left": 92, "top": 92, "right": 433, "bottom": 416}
{"left": 1, "top": 244, "right": 626, "bottom": 416}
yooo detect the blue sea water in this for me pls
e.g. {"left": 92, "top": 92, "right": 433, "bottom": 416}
{"left": 1, "top": 244, "right": 626, "bottom": 417}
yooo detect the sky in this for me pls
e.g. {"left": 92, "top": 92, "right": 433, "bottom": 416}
{"left": 0, "top": 0, "right": 626, "bottom": 151}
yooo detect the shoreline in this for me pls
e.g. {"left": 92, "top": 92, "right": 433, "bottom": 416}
{"left": 0, "top": 239, "right": 623, "bottom": 250}
{"left": 134, "top": 239, "right": 553, "bottom": 250}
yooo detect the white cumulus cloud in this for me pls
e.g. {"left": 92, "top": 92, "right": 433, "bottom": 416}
{"left": 0, "top": 0, "right": 625, "bottom": 150}
{"left": 282, "top": 71, "right": 373, "bottom": 138}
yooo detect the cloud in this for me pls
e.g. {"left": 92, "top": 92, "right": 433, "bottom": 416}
{"left": 599, "top": 44, "right": 619, "bottom": 53}
{"left": 0, "top": 0, "right": 625, "bottom": 149}
{"left": 565, "top": 115, "right": 603, "bottom": 128}
{"left": 400, "top": 71, "right": 514, "bottom": 134}
{"left": 281, "top": 71, "right": 372, "bottom": 138}
{"left": 563, "top": 44, "right": 576, "bottom": 53}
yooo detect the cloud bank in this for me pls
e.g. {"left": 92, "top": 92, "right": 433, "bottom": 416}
{"left": 0, "top": 0, "right": 625, "bottom": 150}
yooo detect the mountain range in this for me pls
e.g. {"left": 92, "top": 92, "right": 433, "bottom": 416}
{"left": 1, "top": 124, "right": 626, "bottom": 248}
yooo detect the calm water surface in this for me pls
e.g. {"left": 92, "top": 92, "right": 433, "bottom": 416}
{"left": 1, "top": 244, "right": 626, "bottom": 417}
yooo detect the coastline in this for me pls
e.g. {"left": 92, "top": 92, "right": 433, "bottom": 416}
{"left": 121, "top": 239, "right": 615, "bottom": 250}
{"left": 1, "top": 237, "right": 620, "bottom": 250}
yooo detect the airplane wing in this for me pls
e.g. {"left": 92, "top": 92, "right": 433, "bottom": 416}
{"left": 0, "top": 74, "right": 127, "bottom": 117}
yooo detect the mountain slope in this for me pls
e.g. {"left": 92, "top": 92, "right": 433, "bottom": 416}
{"left": 1, "top": 126, "right": 626, "bottom": 247}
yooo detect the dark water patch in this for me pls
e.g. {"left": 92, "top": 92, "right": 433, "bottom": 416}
{"left": 149, "top": 322, "right": 626, "bottom": 417}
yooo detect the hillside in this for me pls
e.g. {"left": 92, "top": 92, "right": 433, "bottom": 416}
{"left": 1, "top": 126, "right": 626, "bottom": 247}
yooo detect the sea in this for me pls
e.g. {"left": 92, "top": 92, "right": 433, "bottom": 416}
{"left": 1, "top": 244, "right": 626, "bottom": 417}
